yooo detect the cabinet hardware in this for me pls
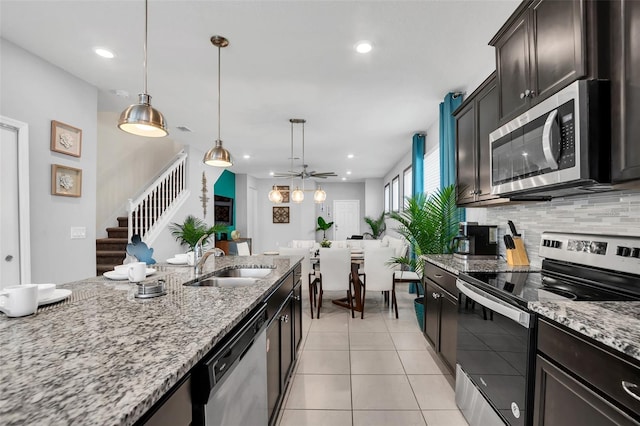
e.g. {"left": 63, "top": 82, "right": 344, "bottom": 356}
{"left": 622, "top": 381, "right": 640, "bottom": 401}
{"left": 434, "top": 274, "right": 443, "bottom": 279}
{"left": 293, "top": 295, "right": 301, "bottom": 301}
{"left": 432, "top": 292, "right": 441, "bottom": 299}
{"left": 520, "top": 92, "right": 526, "bottom": 99}
{"left": 469, "top": 190, "right": 475, "bottom": 195}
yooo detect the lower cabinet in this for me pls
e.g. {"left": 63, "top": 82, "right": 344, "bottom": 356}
{"left": 423, "top": 262, "right": 458, "bottom": 374}
{"left": 266, "top": 264, "right": 303, "bottom": 425}
{"left": 534, "top": 319, "right": 640, "bottom": 425}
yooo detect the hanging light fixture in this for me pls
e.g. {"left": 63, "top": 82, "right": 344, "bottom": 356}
{"left": 291, "top": 187, "right": 304, "bottom": 203}
{"left": 313, "top": 187, "right": 327, "bottom": 203}
{"left": 118, "top": 0, "right": 168, "bottom": 137}
{"left": 268, "top": 185, "right": 283, "bottom": 203}
{"left": 203, "top": 35, "right": 233, "bottom": 167}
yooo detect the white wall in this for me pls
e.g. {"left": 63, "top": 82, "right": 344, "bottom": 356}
{"left": 0, "top": 39, "right": 98, "bottom": 283}
{"left": 96, "top": 112, "right": 182, "bottom": 236}
{"left": 314, "top": 182, "right": 366, "bottom": 240}
{"left": 364, "top": 178, "right": 383, "bottom": 218}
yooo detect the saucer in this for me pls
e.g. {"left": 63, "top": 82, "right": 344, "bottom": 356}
{"left": 103, "top": 268, "right": 156, "bottom": 281}
{"left": 166, "top": 257, "right": 188, "bottom": 265}
{"left": 38, "top": 289, "right": 72, "bottom": 306}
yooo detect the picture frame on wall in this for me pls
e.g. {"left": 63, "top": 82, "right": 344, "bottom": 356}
{"left": 272, "top": 206, "right": 290, "bottom": 224}
{"left": 52, "top": 164, "right": 82, "bottom": 197}
{"left": 51, "top": 120, "right": 82, "bottom": 157}
{"left": 275, "top": 185, "right": 290, "bottom": 203}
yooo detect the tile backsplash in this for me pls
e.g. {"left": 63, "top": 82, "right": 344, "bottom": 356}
{"left": 466, "top": 190, "right": 640, "bottom": 268}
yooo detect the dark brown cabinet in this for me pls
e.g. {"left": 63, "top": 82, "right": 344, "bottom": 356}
{"left": 423, "top": 262, "right": 458, "bottom": 374}
{"left": 534, "top": 319, "right": 640, "bottom": 425}
{"left": 611, "top": 0, "right": 640, "bottom": 183}
{"left": 491, "top": 0, "right": 587, "bottom": 122}
{"left": 454, "top": 72, "right": 501, "bottom": 206}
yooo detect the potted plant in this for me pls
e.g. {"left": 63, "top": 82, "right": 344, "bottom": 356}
{"left": 387, "top": 185, "right": 461, "bottom": 330}
{"left": 316, "top": 216, "right": 334, "bottom": 240}
{"left": 363, "top": 211, "right": 386, "bottom": 239}
{"left": 168, "top": 215, "right": 228, "bottom": 251}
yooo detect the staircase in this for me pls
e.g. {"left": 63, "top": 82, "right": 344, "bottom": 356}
{"left": 96, "top": 151, "right": 190, "bottom": 276}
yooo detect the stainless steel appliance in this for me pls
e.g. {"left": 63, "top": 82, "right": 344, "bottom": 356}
{"left": 455, "top": 232, "right": 640, "bottom": 426}
{"left": 489, "top": 80, "right": 610, "bottom": 199}
{"left": 192, "top": 304, "right": 268, "bottom": 426}
{"left": 452, "top": 222, "right": 499, "bottom": 259}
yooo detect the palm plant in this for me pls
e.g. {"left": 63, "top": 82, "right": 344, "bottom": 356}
{"left": 169, "top": 215, "right": 228, "bottom": 250}
{"left": 387, "top": 184, "right": 461, "bottom": 276}
{"left": 363, "top": 211, "right": 386, "bottom": 239}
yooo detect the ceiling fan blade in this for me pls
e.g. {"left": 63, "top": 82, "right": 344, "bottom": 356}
{"left": 311, "top": 172, "right": 338, "bottom": 177}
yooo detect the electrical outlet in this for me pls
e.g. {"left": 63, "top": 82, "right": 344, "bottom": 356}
{"left": 70, "top": 227, "right": 86, "bottom": 239}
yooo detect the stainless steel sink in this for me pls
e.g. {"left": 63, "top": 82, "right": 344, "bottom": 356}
{"left": 184, "top": 266, "right": 275, "bottom": 287}
{"left": 213, "top": 267, "right": 274, "bottom": 278}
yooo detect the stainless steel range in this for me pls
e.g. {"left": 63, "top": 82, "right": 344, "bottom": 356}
{"left": 455, "top": 232, "right": 640, "bottom": 426}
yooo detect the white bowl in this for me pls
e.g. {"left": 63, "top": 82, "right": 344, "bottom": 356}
{"left": 36, "top": 283, "right": 56, "bottom": 300}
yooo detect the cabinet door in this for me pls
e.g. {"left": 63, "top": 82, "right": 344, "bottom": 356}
{"left": 424, "top": 280, "right": 441, "bottom": 349}
{"left": 496, "top": 15, "right": 530, "bottom": 122}
{"left": 533, "top": 355, "right": 638, "bottom": 426}
{"left": 611, "top": 0, "right": 640, "bottom": 182}
{"left": 280, "top": 297, "right": 294, "bottom": 388}
{"left": 266, "top": 319, "right": 280, "bottom": 423}
{"left": 530, "top": 0, "right": 586, "bottom": 101}
{"left": 439, "top": 293, "right": 458, "bottom": 374}
{"left": 455, "top": 102, "right": 477, "bottom": 205}
{"left": 475, "top": 77, "right": 499, "bottom": 202}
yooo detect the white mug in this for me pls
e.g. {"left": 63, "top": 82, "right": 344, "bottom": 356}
{"left": 128, "top": 262, "right": 147, "bottom": 283}
{"left": 0, "top": 284, "right": 39, "bottom": 317}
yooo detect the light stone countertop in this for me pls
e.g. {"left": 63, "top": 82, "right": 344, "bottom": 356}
{"left": 0, "top": 255, "right": 300, "bottom": 426}
{"left": 529, "top": 301, "right": 640, "bottom": 363}
{"left": 422, "top": 254, "right": 538, "bottom": 275}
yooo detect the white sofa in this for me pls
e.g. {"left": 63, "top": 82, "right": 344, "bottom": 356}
{"left": 381, "top": 235, "right": 409, "bottom": 259}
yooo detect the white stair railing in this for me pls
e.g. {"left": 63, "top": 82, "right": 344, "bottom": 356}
{"left": 128, "top": 151, "right": 189, "bottom": 244}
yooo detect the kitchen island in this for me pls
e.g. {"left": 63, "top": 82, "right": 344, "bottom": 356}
{"left": 0, "top": 255, "right": 301, "bottom": 426}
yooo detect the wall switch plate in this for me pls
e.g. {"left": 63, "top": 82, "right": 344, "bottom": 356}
{"left": 70, "top": 227, "right": 86, "bottom": 239}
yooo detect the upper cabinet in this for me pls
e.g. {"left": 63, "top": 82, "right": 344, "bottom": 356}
{"left": 455, "top": 72, "right": 503, "bottom": 206}
{"left": 611, "top": 0, "right": 640, "bottom": 183}
{"left": 491, "top": 0, "right": 589, "bottom": 123}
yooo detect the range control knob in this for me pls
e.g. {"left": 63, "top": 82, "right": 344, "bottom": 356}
{"left": 631, "top": 248, "right": 640, "bottom": 258}
{"left": 617, "top": 246, "right": 626, "bottom": 256}
{"left": 543, "top": 239, "right": 550, "bottom": 247}
{"left": 619, "top": 247, "right": 632, "bottom": 257}
{"left": 552, "top": 240, "right": 561, "bottom": 248}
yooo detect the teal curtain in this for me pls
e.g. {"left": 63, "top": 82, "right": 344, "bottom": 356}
{"left": 439, "top": 93, "right": 465, "bottom": 222}
{"left": 412, "top": 133, "right": 425, "bottom": 196}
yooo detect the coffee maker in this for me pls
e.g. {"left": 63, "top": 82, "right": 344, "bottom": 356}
{"left": 452, "top": 222, "right": 498, "bottom": 259}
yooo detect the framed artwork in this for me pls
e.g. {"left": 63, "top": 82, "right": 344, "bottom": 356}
{"left": 276, "top": 185, "right": 290, "bottom": 203}
{"left": 52, "top": 164, "right": 82, "bottom": 197}
{"left": 51, "top": 120, "right": 82, "bottom": 157}
{"left": 272, "top": 206, "right": 290, "bottom": 224}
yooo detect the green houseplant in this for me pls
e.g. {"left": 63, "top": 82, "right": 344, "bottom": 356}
{"left": 168, "top": 215, "right": 228, "bottom": 251}
{"left": 387, "top": 184, "right": 461, "bottom": 276}
{"left": 316, "top": 216, "right": 334, "bottom": 242}
{"left": 363, "top": 211, "right": 387, "bottom": 239}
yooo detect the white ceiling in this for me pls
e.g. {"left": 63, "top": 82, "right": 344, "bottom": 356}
{"left": 0, "top": 0, "right": 518, "bottom": 182}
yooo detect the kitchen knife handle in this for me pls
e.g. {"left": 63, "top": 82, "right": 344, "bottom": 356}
{"left": 508, "top": 220, "right": 519, "bottom": 236}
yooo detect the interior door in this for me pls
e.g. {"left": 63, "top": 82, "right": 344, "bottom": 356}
{"left": 0, "top": 117, "right": 30, "bottom": 288}
{"left": 332, "top": 200, "right": 360, "bottom": 240}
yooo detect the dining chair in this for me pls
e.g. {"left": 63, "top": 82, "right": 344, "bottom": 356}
{"left": 316, "top": 248, "right": 353, "bottom": 319}
{"left": 278, "top": 247, "right": 316, "bottom": 318}
{"left": 361, "top": 247, "right": 397, "bottom": 319}
{"left": 236, "top": 241, "right": 251, "bottom": 256}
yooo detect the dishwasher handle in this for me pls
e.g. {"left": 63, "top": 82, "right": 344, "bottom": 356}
{"left": 456, "top": 279, "right": 532, "bottom": 328}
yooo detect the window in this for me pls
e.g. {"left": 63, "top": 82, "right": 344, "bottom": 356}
{"left": 403, "top": 166, "right": 412, "bottom": 208}
{"left": 392, "top": 175, "right": 399, "bottom": 211}
{"left": 424, "top": 147, "right": 440, "bottom": 195}
{"left": 384, "top": 183, "right": 390, "bottom": 213}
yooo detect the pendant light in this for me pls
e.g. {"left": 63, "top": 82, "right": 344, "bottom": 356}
{"left": 203, "top": 35, "right": 233, "bottom": 168}
{"left": 118, "top": 0, "right": 168, "bottom": 137}
{"left": 314, "top": 187, "right": 327, "bottom": 203}
{"left": 268, "top": 185, "right": 283, "bottom": 203}
{"left": 291, "top": 187, "right": 304, "bottom": 203}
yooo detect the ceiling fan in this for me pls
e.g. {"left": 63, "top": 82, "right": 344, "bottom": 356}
{"left": 273, "top": 119, "right": 337, "bottom": 180}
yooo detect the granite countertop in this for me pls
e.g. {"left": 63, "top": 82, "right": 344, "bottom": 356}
{"left": 529, "top": 301, "right": 640, "bottom": 363}
{"left": 0, "top": 255, "right": 300, "bottom": 426}
{"left": 422, "top": 254, "right": 538, "bottom": 275}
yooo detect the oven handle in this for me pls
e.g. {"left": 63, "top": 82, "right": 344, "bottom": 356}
{"left": 456, "top": 280, "right": 532, "bottom": 328}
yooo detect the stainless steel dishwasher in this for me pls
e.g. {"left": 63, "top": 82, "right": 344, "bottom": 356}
{"left": 192, "top": 304, "right": 268, "bottom": 426}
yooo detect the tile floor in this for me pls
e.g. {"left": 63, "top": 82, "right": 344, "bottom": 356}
{"left": 277, "top": 282, "right": 469, "bottom": 426}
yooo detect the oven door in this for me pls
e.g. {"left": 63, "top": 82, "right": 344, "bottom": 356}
{"left": 455, "top": 279, "right": 535, "bottom": 426}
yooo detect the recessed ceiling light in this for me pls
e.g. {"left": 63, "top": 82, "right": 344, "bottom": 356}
{"left": 243, "top": 154, "right": 251, "bottom": 159}
{"left": 342, "top": 177, "right": 347, "bottom": 181}
{"left": 269, "top": 171, "right": 274, "bottom": 176}
{"left": 347, "top": 154, "right": 354, "bottom": 159}
{"left": 94, "top": 48, "right": 115, "bottom": 59}
{"left": 355, "top": 41, "right": 372, "bottom": 54}
{"left": 346, "top": 171, "right": 352, "bottom": 175}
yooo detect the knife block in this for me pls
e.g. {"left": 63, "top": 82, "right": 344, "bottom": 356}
{"left": 506, "top": 236, "right": 529, "bottom": 266}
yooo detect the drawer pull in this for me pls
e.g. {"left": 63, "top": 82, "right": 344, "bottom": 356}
{"left": 432, "top": 292, "right": 441, "bottom": 299}
{"left": 434, "top": 274, "right": 443, "bottom": 279}
{"left": 622, "top": 381, "right": 640, "bottom": 401}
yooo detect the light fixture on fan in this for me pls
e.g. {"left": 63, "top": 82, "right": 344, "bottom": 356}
{"left": 118, "top": 0, "right": 168, "bottom": 137}
{"left": 203, "top": 35, "right": 233, "bottom": 167}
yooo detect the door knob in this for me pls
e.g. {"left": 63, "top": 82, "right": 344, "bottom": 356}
{"left": 5, "top": 255, "right": 13, "bottom": 262}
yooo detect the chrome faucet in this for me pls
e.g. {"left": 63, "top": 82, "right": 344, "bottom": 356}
{"left": 194, "top": 233, "right": 225, "bottom": 275}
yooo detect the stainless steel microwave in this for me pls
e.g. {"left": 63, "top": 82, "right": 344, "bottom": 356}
{"left": 489, "top": 80, "right": 611, "bottom": 199}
